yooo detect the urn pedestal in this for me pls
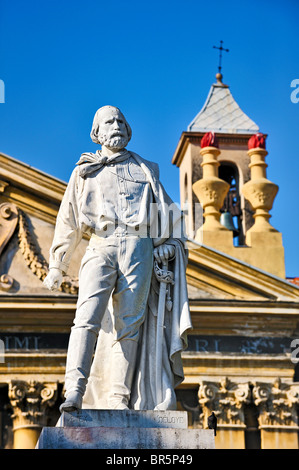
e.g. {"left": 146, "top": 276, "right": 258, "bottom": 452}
{"left": 242, "top": 148, "right": 279, "bottom": 244}
{"left": 192, "top": 146, "right": 232, "bottom": 246}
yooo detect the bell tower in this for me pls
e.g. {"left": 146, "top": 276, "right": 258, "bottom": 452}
{"left": 172, "top": 72, "right": 286, "bottom": 278}
{"left": 173, "top": 72, "right": 259, "bottom": 244}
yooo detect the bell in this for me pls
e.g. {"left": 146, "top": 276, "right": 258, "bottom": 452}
{"left": 220, "top": 211, "right": 239, "bottom": 237}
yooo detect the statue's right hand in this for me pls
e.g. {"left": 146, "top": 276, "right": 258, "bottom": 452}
{"left": 43, "top": 268, "right": 63, "bottom": 291}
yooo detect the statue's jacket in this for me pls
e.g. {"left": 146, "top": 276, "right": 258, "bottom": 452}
{"left": 49, "top": 149, "right": 192, "bottom": 410}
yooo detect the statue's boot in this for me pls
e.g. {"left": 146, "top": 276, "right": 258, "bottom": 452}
{"left": 59, "top": 390, "right": 83, "bottom": 413}
{"left": 60, "top": 327, "right": 98, "bottom": 413}
{"left": 107, "top": 339, "right": 138, "bottom": 410}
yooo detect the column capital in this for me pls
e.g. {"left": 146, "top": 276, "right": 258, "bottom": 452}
{"left": 198, "top": 377, "right": 250, "bottom": 429}
{"left": 252, "top": 379, "right": 299, "bottom": 429}
{"left": 8, "top": 380, "right": 58, "bottom": 431}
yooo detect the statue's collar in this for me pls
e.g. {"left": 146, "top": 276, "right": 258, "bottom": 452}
{"left": 76, "top": 149, "right": 130, "bottom": 177}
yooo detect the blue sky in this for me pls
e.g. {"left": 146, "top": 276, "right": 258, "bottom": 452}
{"left": 0, "top": 0, "right": 298, "bottom": 276}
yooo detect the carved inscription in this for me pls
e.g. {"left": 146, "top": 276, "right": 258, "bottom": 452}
{"left": 187, "top": 335, "right": 293, "bottom": 355}
{"left": 154, "top": 415, "right": 184, "bottom": 424}
{"left": 0, "top": 333, "right": 69, "bottom": 351}
{"left": 3, "top": 335, "right": 41, "bottom": 350}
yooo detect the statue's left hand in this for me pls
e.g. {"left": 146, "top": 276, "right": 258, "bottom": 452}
{"left": 154, "top": 244, "right": 175, "bottom": 264}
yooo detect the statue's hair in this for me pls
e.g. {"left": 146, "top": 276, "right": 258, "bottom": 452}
{"left": 90, "top": 105, "right": 132, "bottom": 144}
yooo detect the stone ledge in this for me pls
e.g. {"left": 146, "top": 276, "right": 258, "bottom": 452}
{"left": 36, "top": 426, "right": 215, "bottom": 449}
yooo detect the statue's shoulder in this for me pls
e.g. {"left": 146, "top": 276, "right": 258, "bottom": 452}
{"left": 130, "top": 152, "right": 160, "bottom": 179}
{"left": 65, "top": 164, "right": 85, "bottom": 194}
{"left": 69, "top": 164, "right": 81, "bottom": 183}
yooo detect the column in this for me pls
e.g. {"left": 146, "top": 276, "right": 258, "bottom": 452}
{"left": 8, "top": 380, "right": 58, "bottom": 449}
{"left": 252, "top": 379, "right": 299, "bottom": 449}
{"left": 198, "top": 377, "right": 250, "bottom": 449}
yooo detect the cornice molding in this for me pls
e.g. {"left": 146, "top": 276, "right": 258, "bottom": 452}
{"left": 0, "top": 295, "right": 77, "bottom": 332}
{"left": 187, "top": 240, "right": 299, "bottom": 301}
{"left": 171, "top": 132, "right": 267, "bottom": 167}
{"left": 0, "top": 152, "right": 66, "bottom": 223}
{"left": 0, "top": 152, "right": 66, "bottom": 200}
{"left": 180, "top": 354, "right": 296, "bottom": 388}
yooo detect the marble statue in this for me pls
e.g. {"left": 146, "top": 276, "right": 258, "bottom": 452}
{"left": 44, "top": 105, "right": 192, "bottom": 412}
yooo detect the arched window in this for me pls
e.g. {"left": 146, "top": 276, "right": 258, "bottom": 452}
{"left": 219, "top": 162, "right": 243, "bottom": 245}
{"left": 183, "top": 173, "right": 188, "bottom": 209}
{"left": 182, "top": 173, "right": 191, "bottom": 236}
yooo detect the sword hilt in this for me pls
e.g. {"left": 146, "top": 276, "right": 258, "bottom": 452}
{"left": 154, "top": 260, "right": 174, "bottom": 285}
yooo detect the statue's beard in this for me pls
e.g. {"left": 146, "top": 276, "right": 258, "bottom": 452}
{"left": 99, "top": 133, "right": 129, "bottom": 150}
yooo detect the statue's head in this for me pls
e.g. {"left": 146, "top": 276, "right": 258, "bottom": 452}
{"left": 90, "top": 105, "right": 132, "bottom": 150}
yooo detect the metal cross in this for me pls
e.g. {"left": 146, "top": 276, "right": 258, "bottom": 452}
{"left": 213, "top": 40, "right": 229, "bottom": 74}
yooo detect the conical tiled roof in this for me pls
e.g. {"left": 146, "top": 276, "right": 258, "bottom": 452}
{"left": 188, "top": 74, "right": 259, "bottom": 134}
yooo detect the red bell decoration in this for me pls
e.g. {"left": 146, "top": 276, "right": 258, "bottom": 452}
{"left": 201, "top": 132, "right": 219, "bottom": 149}
{"left": 248, "top": 133, "right": 266, "bottom": 150}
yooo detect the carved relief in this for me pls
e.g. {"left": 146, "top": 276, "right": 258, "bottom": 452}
{"left": 0, "top": 203, "right": 78, "bottom": 294}
{"left": 0, "top": 202, "right": 18, "bottom": 291}
{"left": 195, "top": 179, "right": 229, "bottom": 209}
{"left": 0, "top": 273, "right": 14, "bottom": 291}
{"left": 243, "top": 182, "right": 278, "bottom": 211}
{"left": 198, "top": 377, "right": 250, "bottom": 428}
{"left": 18, "top": 210, "right": 49, "bottom": 282}
{"left": 203, "top": 187, "right": 218, "bottom": 203}
{"left": 8, "top": 380, "right": 58, "bottom": 429}
{"left": 17, "top": 209, "right": 79, "bottom": 294}
{"left": 252, "top": 190, "right": 269, "bottom": 206}
{"left": 0, "top": 202, "right": 18, "bottom": 257}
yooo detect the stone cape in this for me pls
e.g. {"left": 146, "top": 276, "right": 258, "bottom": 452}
{"left": 79, "top": 153, "right": 193, "bottom": 411}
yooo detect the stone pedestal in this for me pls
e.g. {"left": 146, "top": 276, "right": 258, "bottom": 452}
{"left": 36, "top": 409, "right": 215, "bottom": 449}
